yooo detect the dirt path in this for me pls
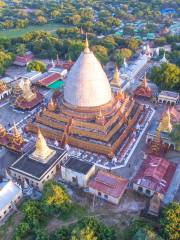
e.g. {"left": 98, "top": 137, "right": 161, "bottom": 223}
{"left": 0, "top": 211, "right": 24, "bottom": 240}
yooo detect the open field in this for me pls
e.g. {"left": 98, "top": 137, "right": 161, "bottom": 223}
{"left": 0, "top": 23, "right": 62, "bottom": 38}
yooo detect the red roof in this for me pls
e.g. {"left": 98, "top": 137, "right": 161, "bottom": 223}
{"left": 88, "top": 171, "right": 128, "bottom": 198}
{"left": 133, "top": 155, "right": 176, "bottom": 194}
{"left": 38, "top": 73, "right": 61, "bottom": 87}
{"left": 14, "top": 52, "right": 33, "bottom": 66}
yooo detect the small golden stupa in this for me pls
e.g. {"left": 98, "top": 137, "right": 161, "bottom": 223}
{"left": 158, "top": 108, "right": 172, "bottom": 133}
{"left": 111, "top": 66, "right": 121, "bottom": 87}
{"left": 31, "top": 129, "right": 55, "bottom": 163}
{"left": 0, "top": 80, "right": 7, "bottom": 93}
{"left": 22, "top": 79, "right": 36, "bottom": 102}
{"left": 48, "top": 98, "right": 57, "bottom": 112}
{"left": 12, "top": 122, "right": 24, "bottom": 146}
{"left": 96, "top": 108, "right": 105, "bottom": 125}
{"left": 0, "top": 124, "right": 7, "bottom": 138}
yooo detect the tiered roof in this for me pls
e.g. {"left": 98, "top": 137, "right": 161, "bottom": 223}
{"left": 134, "top": 73, "right": 152, "bottom": 98}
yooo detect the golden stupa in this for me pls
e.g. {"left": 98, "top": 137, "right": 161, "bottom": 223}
{"left": 12, "top": 122, "right": 24, "bottom": 146}
{"left": 158, "top": 108, "right": 172, "bottom": 133}
{"left": 0, "top": 80, "right": 7, "bottom": 93}
{"left": 0, "top": 124, "right": 7, "bottom": 138}
{"left": 48, "top": 98, "right": 57, "bottom": 112}
{"left": 111, "top": 66, "right": 121, "bottom": 87}
{"left": 31, "top": 129, "right": 55, "bottom": 163}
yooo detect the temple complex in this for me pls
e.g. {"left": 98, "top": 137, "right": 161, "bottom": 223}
{"left": 0, "top": 123, "right": 24, "bottom": 152}
{"left": 15, "top": 79, "right": 44, "bottom": 110}
{"left": 134, "top": 73, "right": 152, "bottom": 98}
{"left": 26, "top": 38, "right": 152, "bottom": 162}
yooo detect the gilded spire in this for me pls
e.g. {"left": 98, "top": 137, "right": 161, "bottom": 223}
{"left": 111, "top": 66, "right": 121, "bottom": 87}
{"left": 158, "top": 108, "right": 172, "bottom": 133}
{"left": 84, "top": 33, "right": 90, "bottom": 54}
{"left": 31, "top": 129, "right": 55, "bottom": 162}
{"left": 142, "top": 72, "right": 148, "bottom": 88}
{"left": 12, "top": 122, "right": 24, "bottom": 145}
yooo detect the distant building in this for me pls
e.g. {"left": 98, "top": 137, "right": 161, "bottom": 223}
{"left": 132, "top": 155, "right": 176, "bottom": 199}
{"left": 21, "top": 71, "right": 42, "bottom": 82}
{"left": 13, "top": 51, "right": 33, "bottom": 67}
{"left": 10, "top": 130, "right": 67, "bottom": 191}
{"left": 0, "top": 180, "right": 22, "bottom": 222}
{"left": 88, "top": 170, "right": 128, "bottom": 204}
{"left": 61, "top": 157, "right": 95, "bottom": 187}
{"left": 158, "top": 91, "right": 179, "bottom": 105}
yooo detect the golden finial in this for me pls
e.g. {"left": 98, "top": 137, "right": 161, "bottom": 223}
{"left": 158, "top": 108, "right": 172, "bottom": 133}
{"left": 84, "top": 33, "right": 90, "bottom": 53}
{"left": 31, "top": 129, "right": 55, "bottom": 162}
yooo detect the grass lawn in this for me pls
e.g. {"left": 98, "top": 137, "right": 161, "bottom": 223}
{"left": 0, "top": 23, "right": 63, "bottom": 39}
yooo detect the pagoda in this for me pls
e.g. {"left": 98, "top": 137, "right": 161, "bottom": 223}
{"left": 0, "top": 123, "right": 24, "bottom": 152}
{"left": 26, "top": 37, "right": 148, "bottom": 158}
{"left": 147, "top": 129, "right": 167, "bottom": 156}
{"left": 15, "top": 79, "right": 44, "bottom": 110}
{"left": 111, "top": 66, "right": 121, "bottom": 90}
{"left": 158, "top": 108, "right": 172, "bottom": 133}
{"left": 134, "top": 73, "right": 152, "bottom": 98}
{"left": 30, "top": 129, "right": 56, "bottom": 163}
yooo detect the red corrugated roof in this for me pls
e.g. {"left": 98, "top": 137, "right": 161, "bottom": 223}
{"left": 88, "top": 170, "right": 128, "bottom": 198}
{"left": 133, "top": 155, "right": 176, "bottom": 194}
{"left": 38, "top": 73, "right": 61, "bottom": 87}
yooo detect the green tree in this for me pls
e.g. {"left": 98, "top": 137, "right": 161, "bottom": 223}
{"left": 170, "top": 125, "right": 180, "bottom": 150}
{"left": 42, "top": 180, "right": 70, "bottom": 214}
{"left": 133, "top": 228, "right": 162, "bottom": 240}
{"left": 70, "top": 14, "right": 81, "bottom": 25}
{"left": 127, "top": 38, "right": 140, "bottom": 51}
{"left": 16, "top": 44, "right": 27, "bottom": 56}
{"left": 91, "top": 45, "right": 109, "bottom": 65}
{"left": 22, "top": 200, "right": 43, "bottom": 227}
{"left": 68, "top": 40, "right": 84, "bottom": 61}
{"left": 113, "top": 48, "right": 132, "bottom": 66}
{"left": 150, "top": 63, "right": 180, "bottom": 90}
{"left": 13, "top": 221, "right": 31, "bottom": 240}
{"left": 160, "top": 202, "right": 180, "bottom": 240}
{"left": 71, "top": 226, "right": 97, "bottom": 240}
{"left": 27, "top": 61, "right": 46, "bottom": 73}
{"left": 36, "top": 15, "right": 47, "bottom": 25}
